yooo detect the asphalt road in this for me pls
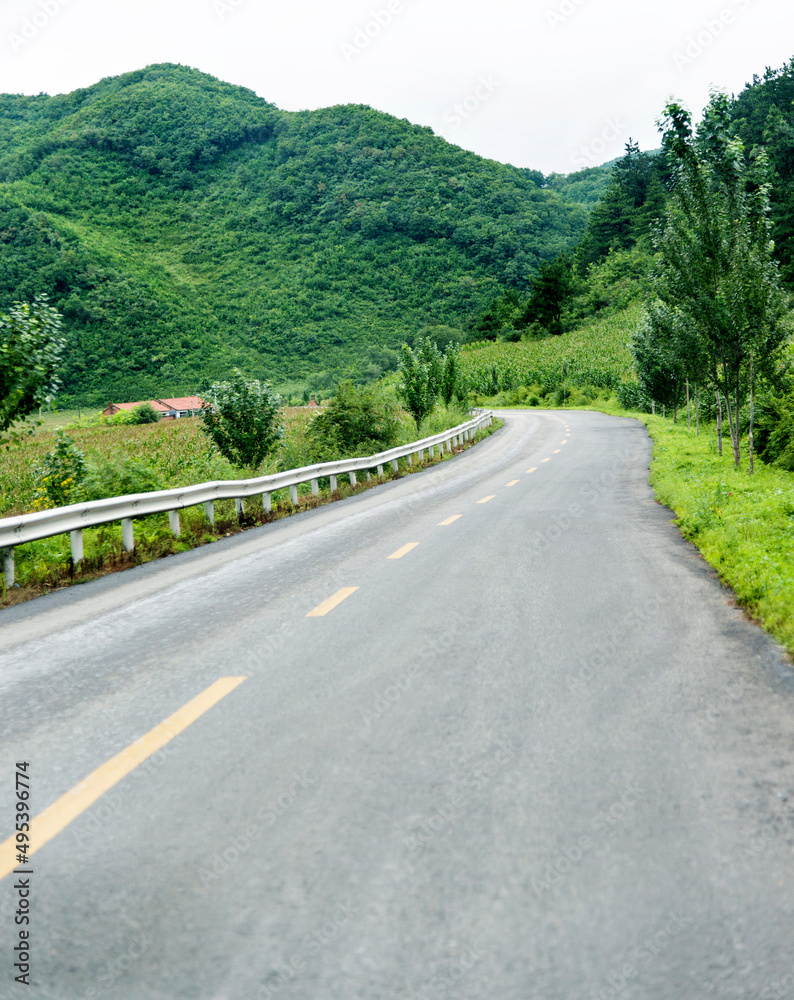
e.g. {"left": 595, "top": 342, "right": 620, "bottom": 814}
{"left": 1, "top": 409, "right": 793, "bottom": 1000}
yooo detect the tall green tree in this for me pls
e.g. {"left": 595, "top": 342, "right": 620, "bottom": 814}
{"left": 440, "top": 343, "right": 460, "bottom": 406}
{"left": 200, "top": 371, "right": 282, "bottom": 470}
{"left": 398, "top": 341, "right": 437, "bottom": 431}
{"left": 0, "top": 295, "right": 65, "bottom": 444}
{"left": 521, "top": 254, "right": 574, "bottom": 334}
{"left": 646, "top": 93, "right": 788, "bottom": 469}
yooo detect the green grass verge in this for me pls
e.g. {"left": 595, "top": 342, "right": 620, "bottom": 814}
{"left": 637, "top": 415, "right": 794, "bottom": 656}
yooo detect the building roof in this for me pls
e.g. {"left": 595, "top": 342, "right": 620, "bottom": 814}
{"left": 105, "top": 396, "right": 205, "bottom": 414}
{"left": 154, "top": 396, "right": 205, "bottom": 411}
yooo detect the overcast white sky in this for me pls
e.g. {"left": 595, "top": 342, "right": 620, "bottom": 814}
{"left": 0, "top": 0, "right": 791, "bottom": 174}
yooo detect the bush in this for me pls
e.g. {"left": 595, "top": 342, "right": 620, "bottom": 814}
{"left": 32, "top": 432, "right": 87, "bottom": 508}
{"left": 308, "top": 381, "right": 400, "bottom": 459}
{"left": 129, "top": 402, "right": 161, "bottom": 424}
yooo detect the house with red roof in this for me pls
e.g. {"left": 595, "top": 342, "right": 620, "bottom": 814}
{"left": 102, "top": 396, "right": 205, "bottom": 419}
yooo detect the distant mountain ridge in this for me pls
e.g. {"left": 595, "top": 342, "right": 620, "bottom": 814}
{"left": 0, "top": 64, "right": 609, "bottom": 404}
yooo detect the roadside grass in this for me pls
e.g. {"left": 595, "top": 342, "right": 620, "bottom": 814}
{"left": 0, "top": 419, "right": 502, "bottom": 608}
{"left": 638, "top": 415, "right": 794, "bottom": 656}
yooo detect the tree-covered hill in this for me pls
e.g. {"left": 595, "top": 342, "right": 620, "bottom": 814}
{"left": 0, "top": 64, "right": 599, "bottom": 405}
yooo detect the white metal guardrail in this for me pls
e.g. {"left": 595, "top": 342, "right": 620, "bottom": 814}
{"left": 0, "top": 411, "right": 493, "bottom": 586}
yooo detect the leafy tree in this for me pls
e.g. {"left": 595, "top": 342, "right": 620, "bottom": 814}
{"left": 418, "top": 338, "right": 443, "bottom": 399}
{"left": 0, "top": 295, "right": 65, "bottom": 443}
{"left": 398, "top": 342, "right": 437, "bottom": 431}
{"left": 649, "top": 93, "right": 788, "bottom": 469}
{"left": 129, "top": 402, "right": 161, "bottom": 424}
{"left": 441, "top": 343, "right": 460, "bottom": 405}
{"left": 520, "top": 254, "right": 574, "bottom": 334}
{"left": 576, "top": 140, "right": 668, "bottom": 272}
{"left": 632, "top": 310, "right": 687, "bottom": 418}
{"left": 200, "top": 371, "right": 282, "bottom": 470}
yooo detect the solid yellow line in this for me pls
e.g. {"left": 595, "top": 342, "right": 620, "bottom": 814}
{"left": 0, "top": 677, "right": 247, "bottom": 882}
{"left": 477, "top": 496, "right": 496, "bottom": 504}
{"left": 505, "top": 480, "right": 520, "bottom": 487}
{"left": 306, "top": 587, "right": 359, "bottom": 617}
{"left": 526, "top": 467, "right": 537, "bottom": 474}
{"left": 387, "top": 543, "right": 419, "bottom": 560}
{"left": 439, "top": 515, "right": 462, "bottom": 526}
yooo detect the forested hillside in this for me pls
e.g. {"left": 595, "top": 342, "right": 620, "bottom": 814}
{"left": 0, "top": 63, "right": 603, "bottom": 406}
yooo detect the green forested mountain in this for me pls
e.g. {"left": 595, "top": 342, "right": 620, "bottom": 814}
{"left": 0, "top": 64, "right": 597, "bottom": 405}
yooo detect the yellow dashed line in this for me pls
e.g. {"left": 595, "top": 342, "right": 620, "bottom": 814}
{"left": 0, "top": 677, "right": 247, "bottom": 881}
{"left": 542, "top": 458, "right": 551, "bottom": 463}
{"left": 439, "top": 515, "right": 462, "bottom": 526}
{"left": 553, "top": 449, "right": 561, "bottom": 454}
{"left": 562, "top": 440, "right": 568, "bottom": 445}
{"left": 387, "top": 543, "right": 419, "bottom": 560}
{"left": 526, "top": 467, "right": 538, "bottom": 474}
{"left": 477, "top": 496, "right": 496, "bottom": 504}
{"left": 506, "top": 480, "right": 520, "bottom": 487}
{"left": 307, "top": 587, "right": 359, "bottom": 617}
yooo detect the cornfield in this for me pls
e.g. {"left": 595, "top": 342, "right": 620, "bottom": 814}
{"left": 0, "top": 408, "right": 316, "bottom": 518}
{"left": 459, "top": 306, "right": 639, "bottom": 395}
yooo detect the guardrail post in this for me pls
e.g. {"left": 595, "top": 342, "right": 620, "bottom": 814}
{"left": 235, "top": 498, "right": 245, "bottom": 518}
{"left": 1, "top": 547, "right": 14, "bottom": 587}
{"left": 70, "top": 529, "right": 84, "bottom": 566}
{"left": 311, "top": 479, "right": 319, "bottom": 496}
{"left": 439, "top": 441, "right": 445, "bottom": 455}
{"left": 204, "top": 501, "right": 215, "bottom": 525}
{"left": 168, "top": 510, "right": 180, "bottom": 536}
{"left": 349, "top": 472, "right": 357, "bottom": 487}
{"left": 263, "top": 492, "right": 272, "bottom": 512}
{"left": 289, "top": 485, "right": 298, "bottom": 506}
{"left": 330, "top": 475, "right": 337, "bottom": 492}
{"left": 365, "top": 471, "right": 372, "bottom": 482}
{"left": 121, "top": 518, "right": 134, "bottom": 553}
{"left": 377, "top": 464, "right": 384, "bottom": 478}
{"left": 391, "top": 459, "right": 399, "bottom": 473}
{"left": 406, "top": 453, "right": 413, "bottom": 466}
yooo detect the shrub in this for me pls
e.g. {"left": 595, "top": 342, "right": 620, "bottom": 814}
{"left": 309, "top": 381, "right": 400, "bottom": 459}
{"left": 32, "top": 432, "right": 87, "bottom": 509}
{"left": 129, "top": 402, "right": 162, "bottom": 424}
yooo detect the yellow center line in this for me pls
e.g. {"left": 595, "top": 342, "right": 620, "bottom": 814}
{"left": 541, "top": 458, "right": 551, "bottom": 463}
{"left": 561, "top": 440, "right": 568, "bottom": 445}
{"left": 387, "top": 543, "right": 419, "bottom": 560}
{"left": 306, "top": 587, "right": 359, "bottom": 617}
{"left": 526, "top": 467, "right": 538, "bottom": 474}
{"left": 477, "top": 496, "right": 496, "bottom": 504}
{"left": 439, "top": 515, "right": 462, "bottom": 526}
{"left": 553, "top": 449, "right": 561, "bottom": 454}
{"left": 505, "top": 480, "right": 520, "bottom": 487}
{"left": 0, "top": 677, "right": 247, "bottom": 882}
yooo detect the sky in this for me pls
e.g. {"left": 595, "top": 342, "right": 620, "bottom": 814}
{"left": 0, "top": 0, "right": 791, "bottom": 175}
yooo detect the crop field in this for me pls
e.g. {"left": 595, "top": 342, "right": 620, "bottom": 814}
{"left": 0, "top": 408, "right": 316, "bottom": 518}
{"left": 459, "top": 305, "right": 639, "bottom": 395}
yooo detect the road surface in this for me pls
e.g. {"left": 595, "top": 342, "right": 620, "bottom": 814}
{"left": 1, "top": 409, "right": 792, "bottom": 999}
